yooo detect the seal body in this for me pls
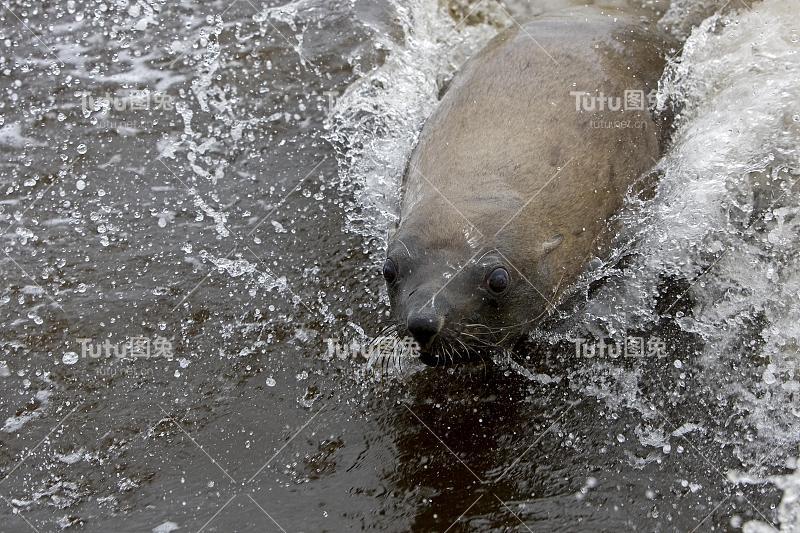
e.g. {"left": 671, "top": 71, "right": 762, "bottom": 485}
{"left": 384, "top": 7, "right": 670, "bottom": 363}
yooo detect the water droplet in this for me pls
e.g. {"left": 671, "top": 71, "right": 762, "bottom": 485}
{"left": 77, "top": 144, "right": 87, "bottom": 154}
{"left": 673, "top": 359, "right": 683, "bottom": 369}
{"left": 62, "top": 352, "right": 79, "bottom": 365}
{"left": 76, "top": 179, "right": 86, "bottom": 191}
{"left": 266, "top": 377, "right": 276, "bottom": 387}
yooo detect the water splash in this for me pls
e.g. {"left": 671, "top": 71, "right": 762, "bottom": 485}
{"left": 325, "top": 0, "right": 498, "bottom": 254}
{"left": 569, "top": 1, "right": 800, "bottom": 526}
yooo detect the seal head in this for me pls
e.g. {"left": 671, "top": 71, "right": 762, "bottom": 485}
{"left": 385, "top": 196, "right": 564, "bottom": 365}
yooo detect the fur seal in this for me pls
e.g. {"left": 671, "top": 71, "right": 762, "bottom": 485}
{"left": 383, "top": 7, "right": 671, "bottom": 364}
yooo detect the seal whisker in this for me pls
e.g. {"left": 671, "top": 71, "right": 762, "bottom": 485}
{"left": 461, "top": 333, "right": 500, "bottom": 352}
{"left": 480, "top": 308, "right": 551, "bottom": 332}
{"left": 459, "top": 330, "right": 490, "bottom": 344}
{"left": 455, "top": 338, "right": 472, "bottom": 361}
{"left": 459, "top": 322, "right": 501, "bottom": 332}
{"left": 496, "top": 329, "right": 513, "bottom": 346}
{"left": 397, "top": 239, "right": 413, "bottom": 258}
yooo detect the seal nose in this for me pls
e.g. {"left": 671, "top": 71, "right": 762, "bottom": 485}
{"left": 407, "top": 314, "right": 441, "bottom": 348}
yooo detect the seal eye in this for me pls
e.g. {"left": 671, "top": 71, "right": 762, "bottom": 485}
{"left": 487, "top": 267, "right": 510, "bottom": 294}
{"left": 383, "top": 258, "right": 398, "bottom": 285}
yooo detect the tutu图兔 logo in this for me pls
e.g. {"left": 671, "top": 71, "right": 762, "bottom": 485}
{"left": 569, "top": 89, "right": 658, "bottom": 112}
{"left": 323, "top": 336, "right": 420, "bottom": 361}
{"left": 80, "top": 89, "right": 175, "bottom": 115}
{"left": 573, "top": 335, "right": 668, "bottom": 360}
{"left": 74, "top": 336, "right": 174, "bottom": 360}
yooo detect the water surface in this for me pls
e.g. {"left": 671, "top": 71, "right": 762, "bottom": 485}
{"left": 1, "top": 0, "right": 798, "bottom": 531}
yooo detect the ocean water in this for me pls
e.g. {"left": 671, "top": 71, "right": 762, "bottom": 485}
{"left": 0, "top": 0, "right": 797, "bottom": 531}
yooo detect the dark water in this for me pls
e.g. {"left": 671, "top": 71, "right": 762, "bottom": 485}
{"left": 0, "top": 1, "right": 788, "bottom": 531}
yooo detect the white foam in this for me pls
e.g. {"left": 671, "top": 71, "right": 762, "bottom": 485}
{"left": 325, "top": 0, "right": 498, "bottom": 254}
{"left": 569, "top": 0, "right": 800, "bottom": 526}
{"left": 0, "top": 123, "right": 44, "bottom": 148}
{"left": 595, "top": 0, "right": 799, "bottom": 442}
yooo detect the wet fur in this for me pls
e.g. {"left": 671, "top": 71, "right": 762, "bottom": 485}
{"left": 386, "top": 7, "right": 672, "bottom": 363}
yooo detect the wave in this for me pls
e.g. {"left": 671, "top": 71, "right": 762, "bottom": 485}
{"left": 571, "top": 0, "right": 800, "bottom": 446}
{"left": 617, "top": 2, "right": 799, "bottom": 527}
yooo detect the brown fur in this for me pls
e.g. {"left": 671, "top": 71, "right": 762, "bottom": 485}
{"left": 386, "top": 7, "right": 672, "bottom": 362}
